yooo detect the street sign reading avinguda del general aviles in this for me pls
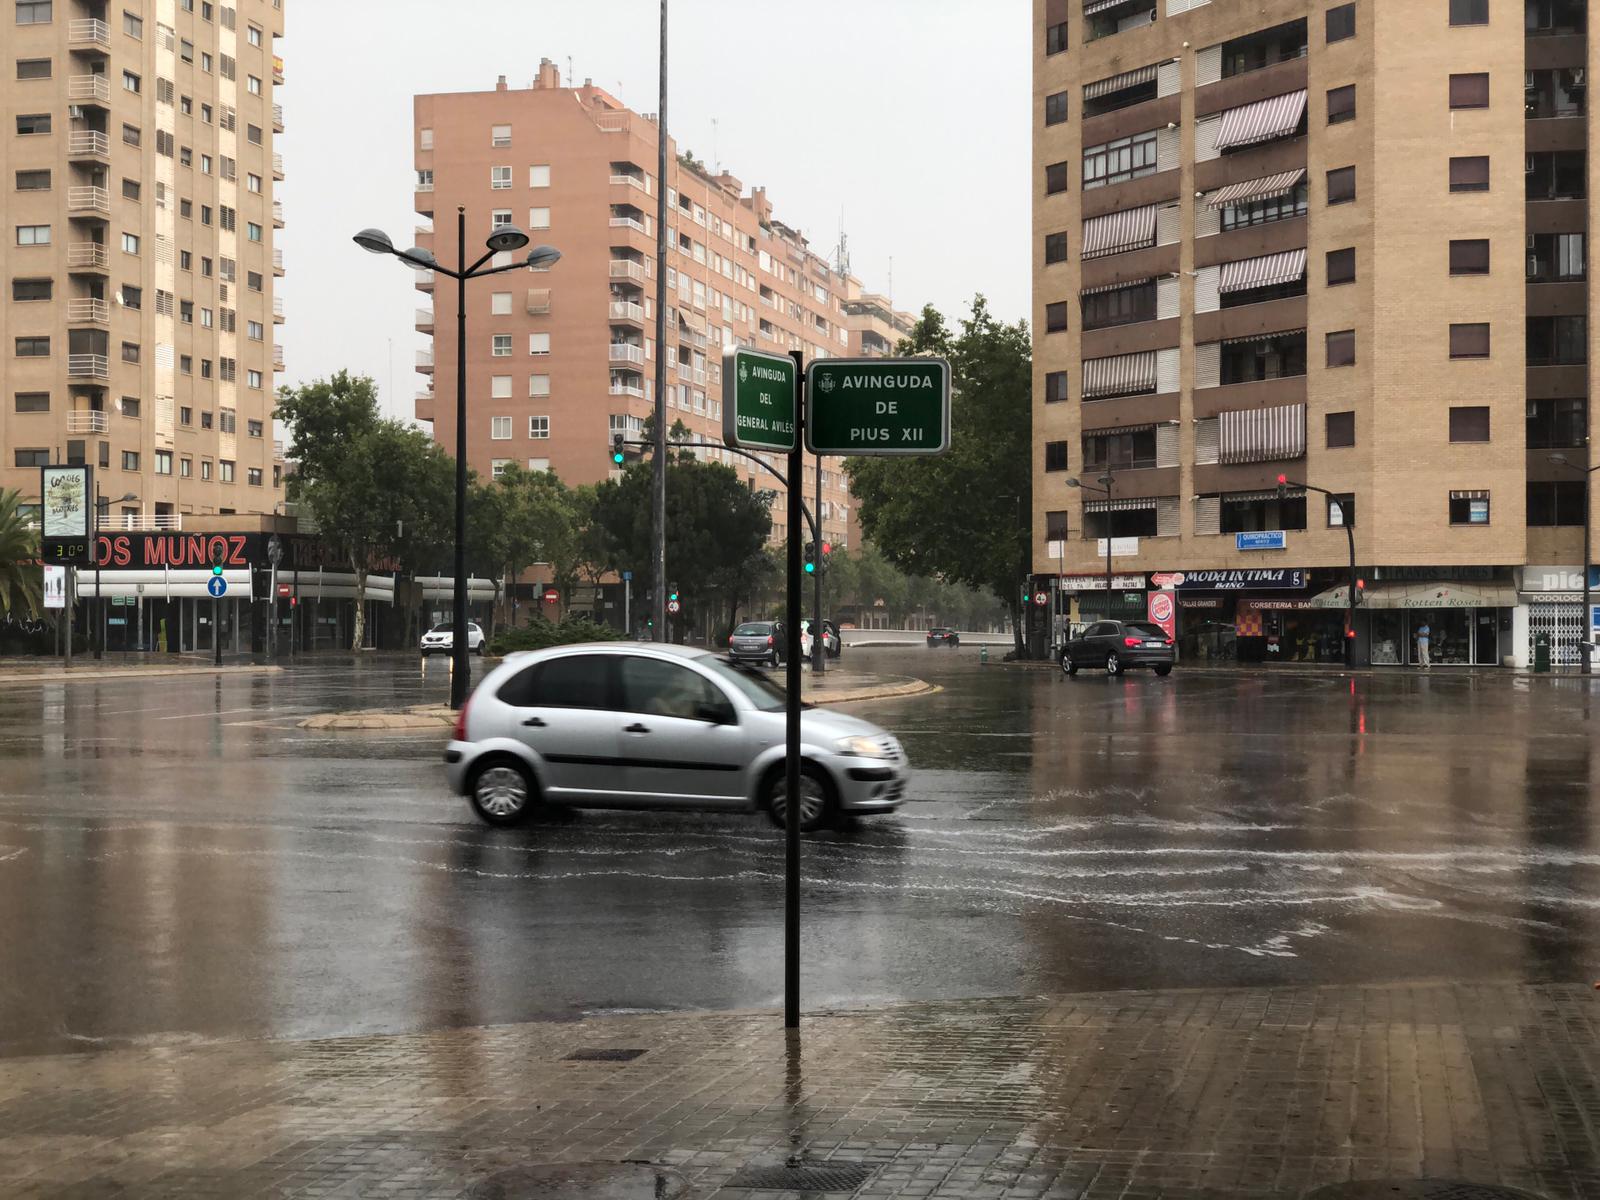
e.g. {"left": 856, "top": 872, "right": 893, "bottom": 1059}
{"left": 805, "top": 357, "right": 951, "bottom": 456}
{"left": 722, "top": 347, "right": 798, "bottom": 453}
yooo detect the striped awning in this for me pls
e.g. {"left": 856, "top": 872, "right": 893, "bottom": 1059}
{"left": 1223, "top": 487, "right": 1306, "bottom": 504}
{"left": 1222, "top": 327, "right": 1305, "bottom": 347}
{"left": 1206, "top": 169, "right": 1306, "bottom": 209}
{"left": 1082, "top": 204, "right": 1157, "bottom": 259}
{"left": 1218, "top": 248, "right": 1306, "bottom": 294}
{"left": 1083, "top": 422, "right": 1156, "bottom": 437}
{"left": 1083, "top": 0, "right": 1131, "bottom": 13}
{"left": 1084, "top": 63, "right": 1159, "bottom": 100}
{"left": 1082, "top": 351, "right": 1157, "bottom": 399}
{"left": 1219, "top": 403, "right": 1307, "bottom": 465}
{"left": 1080, "top": 276, "right": 1153, "bottom": 297}
{"left": 1085, "top": 496, "right": 1158, "bottom": 513}
{"left": 1214, "top": 90, "right": 1308, "bottom": 151}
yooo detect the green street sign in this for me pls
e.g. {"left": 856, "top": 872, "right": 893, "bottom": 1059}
{"left": 805, "top": 357, "right": 951, "bottom": 456}
{"left": 721, "top": 346, "right": 797, "bottom": 453}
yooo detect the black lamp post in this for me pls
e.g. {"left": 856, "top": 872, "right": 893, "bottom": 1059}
{"left": 1276, "top": 474, "right": 1361, "bottom": 668}
{"left": 1066, "top": 469, "right": 1116, "bottom": 618}
{"left": 1549, "top": 453, "right": 1599, "bottom": 674}
{"left": 354, "top": 219, "right": 561, "bottom": 709}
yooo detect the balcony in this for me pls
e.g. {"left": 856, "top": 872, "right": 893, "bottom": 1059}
{"left": 272, "top": 200, "right": 285, "bottom": 227}
{"left": 273, "top": 344, "right": 286, "bottom": 370}
{"left": 69, "top": 18, "right": 111, "bottom": 49}
{"left": 609, "top": 381, "right": 645, "bottom": 398}
{"left": 415, "top": 269, "right": 434, "bottom": 291}
{"left": 273, "top": 439, "right": 285, "bottom": 460}
{"left": 67, "top": 242, "right": 109, "bottom": 271}
{"left": 67, "top": 298, "right": 109, "bottom": 324}
{"left": 67, "top": 129, "right": 110, "bottom": 160}
{"left": 610, "top": 173, "right": 649, "bottom": 194}
{"left": 610, "top": 300, "right": 645, "bottom": 324}
{"left": 272, "top": 103, "right": 284, "bottom": 132}
{"left": 99, "top": 513, "right": 181, "bottom": 531}
{"left": 415, "top": 307, "right": 434, "bottom": 332}
{"left": 68, "top": 353, "right": 109, "bottom": 379}
{"left": 67, "top": 411, "right": 108, "bottom": 435}
{"left": 272, "top": 248, "right": 285, "bottom": 275}
{"left": 610, "top": 215, "right": 649, "bottom": 234}
{"left": 594, "top": 111, "right": 630, "bottom": 134}
{"left": 272, "top": 295, "right": 286, "bottom": 323}
{"left": 609, "top": 343, "right": 645, "bottom": 366}
{"left": 417, "top": 349, "right": 435, "bottom": 373}
{"left": 273, "top": 55, "right": 284, "bottom": 84}
{"left": 272, "top": 153, "right": 285, "bottom": 179}
{"left": 68, "top": 185, "right": 110, "bottom": 215}
{"left": 68, "top": 74, "right": 111, "bottom": 104}
{"left": 609, "top": 260, "right": 646, "bottom": 283}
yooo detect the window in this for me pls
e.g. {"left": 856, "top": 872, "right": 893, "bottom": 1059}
{"left": 1326, "top": 3, "right": 1356, "bottom": 42}
{"left": 154, "top": 450, "right": 172, "bottom": 476}
{"left": 529, "top": 374, "right": 551, "bottom": 397}
{"left": 16, "top": 58, "right": 50, "bottom": 79}
{"left": 1044, "top": 371, "right": 1069, "bottom": 403}
{"left": 1327, "top": 166, "right": 1356, "bottom": 204}
{"left": 247, "top": 23, "right": 261, "bottom": 45}
{"left": 14, "top": 392, "right": 49, "bottom": 413}
{"left": 1526, "top": 151, "right": 1586, "bottom": 200}
{"left": 200, "top": 459, "right": 212, "bottom": 480}
{"left": 1081, "top": 280, "right": 1156, "bottom": 330}
{"left": 1221, "top": 274, "right": 1306, "bottom": 309}
{"left": 124, "top": 123, "right": 142, "bottom": 147}
{"left": 121, "top": 341, "right": 140, "bottom": 363}
{"left": 1083, "top": 131, "right": 1157, "bottom": 189}
{"left": 529, "top": 332, "right": 551, "bottom": 355}
{"left": 1326, "top": 329, "right": 1356, "bottom": 367}
{"left": 491, "top": 124, "right": 511, "bottom": 147}
{"left": 490, "top": 459, "right": 511, "bottom": 479}
{"left": 1449, "top": 491, "right": 1490, "bottom": 525}
{"left": 1222, "top": 331, "right": 1307, "bottom": 383}
{"left": 121, "top": 233, "right": 140, "bottom": 255}
{"left": 246, "top": 74, "right": 261, "bottom": 95}
{"left": 529, "top": 415, "right": 549, "bottom": 439}
{"left": 1083, "top": 428, "right": 1157, "bottom": 471}
{"left": 1527, "top": 314, "right": 1586, "bottom": 364}
{"left": 1045, "top": 161, "right": 1069, "bottom": 195}
{"left": 219, "top": 460, "right": 235, "bottom": 483}
{"left": 16, "top": 113, "right": 50, "bottom": 135}
{"left": 1046, "top": 20, "right": 1068, "bottom": 54}
{"left": 1044, "top": 301, "right": 1069, "bottom": 333}
{"left": 1449, "top": 73, "right": 1489, "bottom": 109}
{"left": 180, "top": 355, "right": 192, "bottom": 374}
{"left": 1328, "top": 494, "right": 1356, "bottom": 527}
{"left": 490, "top": 416, "right": 512, "bottom": 440}
{"left": 1526, "top": 0, "right": 1585, "bottom": 35}
{"left": 490, "top": 165, "right": 512, "bottom": 189}
{"left": 1450, "top": 0, "right": 1488, "bottom": 23}
{"left": 200, "top": 409, "right": 213, "bottom": 428}
{"left": 122, "top": 450, "right": 140, "bottom": 471}
{"left": 1046, "top": 510, "right": 1070, "bottom": 541}
{"left": 247, "top": 271, "right": 263, "bottom": 291}
{"left": 16, "top": 1, "right": 52, "bottom": 23}
{"left": 1527, "top": 397, "right": 1586, "bottom": 448}
{"left": 246, "top": 124, "right": 261, "bottom": 145}
{"left": 1327, "top": 84, "right": 1356, "bottom": 124}
{"left": 1449, "top": 406, "right": 1491, "bottom": 441}
{"left": 491, "top": 334, "right": 513, "bottom": 357}
{"left": 179, "top": 406, "right": 192, "bottom": 426}
{"left": 200, "top": 307, "right": 213, "bottom": 328}
{"left": 16, "top": 225, "right": 49, "bottom": 245}
{"left": 180, "top": 300, "right": 194, "bottom": 323}
{"left": 490, "top": 210, "right": 512, "bottom": 229}
{"left": 530, "top": 164, "right": 550, "bottom": 187}
{"left": 1044, "top": 232, "right": 1069, "bottom": 264}
{"left": 180, "top": 457, "right": 192, "bottom": 478}
{"left": 121, "top": 177, "right": 141, "bottom": 201}
{"left": 1527, "top": 480, "right": 1586, "bottom": 526}
{"left": 529, "top": 207, "right": 551, "bottom": 229}
{"left": 1525, "top": 67, "right": 1586, "bottom": 118}
{"left": 1220, "top": 491, "right": 1307, "bottom": 534}
{"left": 118, "top": 395, "right": 140, "bottom": 419}
{"left": 1449, "top": 239, "right": 1490, "bottom": 274}
{"left": 1083, "top": 73, "right": 1159, "bottom": 118}
{"left": 247, "top": 320, "right": 264, "bottom": 341}
{"left": 490, "top": 291, "right": 512, "bottom": 316}
{"left": 1045, "top": 91, "right": 1069, "bottom": 125}
{"left": 1449, "top": 322, "right": 1491, "bottom": 358}
{"left": 1326, "top": 410, "right": 1355, "bottom": 448}
{"left": 201, "top": 359, "right": 212, "bottom": 378}
{"left": 246, "top": 172, "right": 262, "bottom": 193}
{"left": 1221, "top": 18, "right": 1309, "bottom": 78}
{"left": 1450, "top": 156, "right": 1490, "bottom": 192}
{"left": 246, "top": 419, "right": 263, "bottom": 439}
{"left": 1327, "top": 247, "right": 1356, "bottom": 286}
{"left": 15, "top": 336, "right": 49, "bottom": 357}
{"left": 11, "top": 278, "right": 50, "bottom": 301}
{"left": 121, "top": 70, "right": 140, "bottom": 93}
{"left": 247, "top": 369, "right": 262, "bottom": 389}
{"left": 419, "top": 127, "right": 433, "bottom": 150}
{"left": 14, "top": 448, "right": 50, "bottom": 468}
{"left": 15, "top": 169, "right": 49, "bottom": 191}
{"left": 247, "top": 468, "right": 262, "bottom": 487}
{"left": 247, "top": 222, "right": 262, "bottom": 242}
{"left": 1044, "top": 441, "right": 1070, "bottom": 472}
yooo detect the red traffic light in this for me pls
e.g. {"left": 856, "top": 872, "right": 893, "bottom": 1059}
{"left": 820, "top": 542, "right": 831, "bottom": 555}
{"left": 1356, "top": 579, "right": 1366, "bottom": 590}
{"left": 1276, "top": 473, "right": 1288, "bottom": 485}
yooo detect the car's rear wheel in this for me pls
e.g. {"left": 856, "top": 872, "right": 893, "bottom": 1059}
{"left": 1106, "top": 651, "right": 1123, "bottom": 676}
{"left": 765, "top": 764, "right": 836, "bottom": 833}
{"left": 468, "top": 757, "right": 534, "bottom": 827}
{"left": 1154, "top": 663, "right": 1173, "bottom": 677}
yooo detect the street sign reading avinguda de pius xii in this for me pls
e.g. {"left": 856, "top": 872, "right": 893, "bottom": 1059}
{"left": 805, "top": 357, "right": 951, "bottom": 456}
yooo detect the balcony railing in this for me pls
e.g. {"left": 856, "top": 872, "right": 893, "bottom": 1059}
{"left": 594, "top": 111, "right": 630, "bottom": 133}
{"left": 415, "top": 307, "right": 434, "bottom": 330}
{"left": 273, "top": 344, "right": 286, "bottom": 369}
{"left": 68, "top": 74, "right": 111, "bottom": 103}
{"left": 68, "top": 242, "right": 108, "bottom": 270}
{"left": 68, "top": 185, "right": 110, "bottom": 214}
{"left": 272, "top": 200, "right": 285, "bottom": 226}
{"left": 98, "top": 513, "right": 182, "bottom": 531}
{"left": 272, "top": 248, "right": 285, "bottom": 272}
{"left": 273, "top": 439, "right": 285, "bottom": 460}
{"left": 609, "top": 260, "right": 646, "bottom": 283}
{"left": 272, "top": 103, "right": 284, "bottom": 130}
{"left": 69, "top": 18, "right": 111, "bottom": 48}
{"left": 272, "top": 295, "right": 286, "bottom": 320}
{"left": 609, "top": 343, "right": 645, "bottom": 365}
{"left": 67, "top": 298, "right": 109, "bottom": 324}
{"left": 67, "top": 129, "right": 110, "bottom": 158}
{"left": 68, "top": 353, "right": 109, "bottom": 379}
{"left": 272, "top": 153, "right": 285, "bottom": 178}
{"left": 273, "top": 55, "right": 285, "bottom": 82}
{"left": 415, "top": 269, "right": 434, "bottom": 290}
{"left": 417, "top": 349, "right": 435, "bottom": 369}
{"left": 609, "top": 173, "right": 648, "bottom": 192}
{"left": 609, "top": 216, "right": 648, "bottom": 234}
{"left": 609, "top": 382, "right": 645, "bottom": 398}
{"left": 610, "top": 300, "right": 645, "bottom": 323}
{"left": 67, "top": 411, "right": 108, "bottom": 434}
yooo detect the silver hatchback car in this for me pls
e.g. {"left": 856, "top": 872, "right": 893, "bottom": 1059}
{"left": 445, "top": 642, "right": 909, "bottom": 831}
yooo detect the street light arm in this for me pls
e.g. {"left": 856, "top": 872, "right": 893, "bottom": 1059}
{"left": 471, "top": 258, "right": 547, "bottom": 279}
{"left": 622, "top": 437, "right": 820, "bottom": 544}
{"left": 463, "top": 247, "right": 498, "bottom": 277}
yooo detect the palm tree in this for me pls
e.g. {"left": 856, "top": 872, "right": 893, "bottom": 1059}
{"left": 0, "top": 488, "right": 43, "bottom": 618}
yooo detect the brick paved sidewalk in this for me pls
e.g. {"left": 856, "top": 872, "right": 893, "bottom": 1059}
{"left": 2, "top": 984, "right": 1598, "bottom": 1198}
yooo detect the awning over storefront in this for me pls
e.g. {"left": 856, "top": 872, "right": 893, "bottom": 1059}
{"left": 1214, "top": 90, "right": 1308, "bottom": 151}
{"left": 1084, "top": 63, "right": 1159, "bottom": 99}
{"left": 1081, "top": 350, "right": 1157, "bottom": 399}
{"left": 1206, "top": 169, "right": 1306, "bottom": 209}
{"left": 1311, "top": 582, "right": 1518, "bottom": 609}
{"left": 1082, "top": 205, "right": 1157, "bottom": 259}
{"left": 1218, "top": 248, "right": 1306, "bottom": 294}
{"left": 1219, "top": 403, "right": 1306, "bottom": 464}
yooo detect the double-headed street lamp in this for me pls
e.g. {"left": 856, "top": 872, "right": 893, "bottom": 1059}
{"left": 1066, "top": 469, "right": 1116, "bottom": 617}
{"left": 354, "top": 213, "right": 561, "bottom": 709}
{"left": 1549, "top": 453, "right": 1599, "bottom": 674}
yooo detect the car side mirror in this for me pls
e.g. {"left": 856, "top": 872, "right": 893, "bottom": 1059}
{"left": 695, "top": 701, "right": 734, "bottom": 725}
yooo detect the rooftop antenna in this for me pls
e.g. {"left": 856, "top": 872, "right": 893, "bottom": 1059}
{"left": 567, "top": 56, "right": 573, "bottom": 85}
{"left": 888, "top": 256, "right": 894, "bottom": 307}
{"left": 711, "top": 117, "right": 719, "bottom": 174}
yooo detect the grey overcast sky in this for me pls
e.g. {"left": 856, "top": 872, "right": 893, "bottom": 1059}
{"left": 278, "top": 0, "right": 1031, "bottom": 419}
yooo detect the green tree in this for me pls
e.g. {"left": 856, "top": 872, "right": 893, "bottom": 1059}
{"left": 844, "top": 296, "right": 1032, "bottom": 654}
{"left": 0, "top": 489, "right": 42, "bottom": 618}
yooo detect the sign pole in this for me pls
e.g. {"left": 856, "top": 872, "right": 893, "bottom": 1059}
{"left": 64, "top": 567, "right": 74, "bottom": 670}
{"left": 785, "top": 349, "right": 804, "bottom": 1030}
{"left": 813, "top": 451, "right": 825, "bottom": 675}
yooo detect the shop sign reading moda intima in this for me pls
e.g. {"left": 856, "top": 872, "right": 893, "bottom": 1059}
{"left": 1162, "top": 569, "right": 1307, "bottom": 592}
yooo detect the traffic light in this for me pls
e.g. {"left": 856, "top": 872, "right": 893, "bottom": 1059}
{"left": 818, "top": 541, "right": 832, "bottom": 576}
{"left": 210, "top": 543, "right": 226, "bottom": 576}
{"left": 803, "top": 543, "right": 816, "bottom": 575}
{"left": 668, "top": 583, "right": 679, "bottom": 603}
{"left": 1275, "top": 473, "right": 1289, "bottom": 502}
{"left": 611, "top": 433, "right": 627, "bottom": 465}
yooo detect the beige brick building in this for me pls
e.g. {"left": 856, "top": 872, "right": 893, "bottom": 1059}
{"left": 1033, "top": 0, "right": 1596, "bottom": 667}
{"left": 1, "top": 0, "right": 287, "bottom": 528}
{"left": 412, "top": 62, "right": 913, "bottom": 561}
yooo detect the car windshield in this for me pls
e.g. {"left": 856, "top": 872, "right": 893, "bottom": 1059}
{"left": 1125, "top": 622, "right": 1167, "bottom": 638}
{"left": 733, "top": 623, "right": 771, "bottom": 636}
{"left": 429, "top": 624, "right": 452, "bottom": 634}
{"left": 697, "top": 653, "right": 786, "bottom": 711}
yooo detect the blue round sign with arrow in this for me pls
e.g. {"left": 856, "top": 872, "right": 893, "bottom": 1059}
{"left": 206, "top": 575, "right": 228, "bottom": 598}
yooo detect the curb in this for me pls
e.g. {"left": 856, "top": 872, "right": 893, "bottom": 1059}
{"left": 0, "top": 664, "right": 283, "bottom": 684}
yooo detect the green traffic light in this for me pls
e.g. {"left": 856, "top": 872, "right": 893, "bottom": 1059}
{"left": 212, "top": 564, "right": 224, "bottom": 576}
{"left": 803, "top": 562, "right": 815, "bottom": 574}
{"left": 612, "top": 452, "right": 625, "bottom": 464}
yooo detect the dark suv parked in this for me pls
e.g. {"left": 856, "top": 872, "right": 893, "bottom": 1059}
{"left": 1061, "top": 620, "right": 1175, "bottom": 677}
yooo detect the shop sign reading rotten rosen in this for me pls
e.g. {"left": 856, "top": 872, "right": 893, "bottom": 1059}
{"left": 1154, "top": 569, "right": 1307, "bottom": 592}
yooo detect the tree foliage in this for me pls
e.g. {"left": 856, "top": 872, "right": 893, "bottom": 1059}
{"left": 844, "top": 296, "right": 1032, "bottom": 652}
{"left": 0, "top": 489, "right": 42, "bottom": 618}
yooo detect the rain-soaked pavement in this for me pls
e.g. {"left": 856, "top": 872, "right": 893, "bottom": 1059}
{"left": 1, "top": 650, "right": 1597, "bottom": 1059}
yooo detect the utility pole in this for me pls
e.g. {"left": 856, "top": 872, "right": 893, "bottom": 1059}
{"left": 650, "top": 0, "right": 670, "bottom": 642}
{"left": 812, "top": 451, "right": 825, "bottom": 674}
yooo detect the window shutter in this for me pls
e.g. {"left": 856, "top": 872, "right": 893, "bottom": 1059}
{"left": 1158, "top": 60, "right": 1182, "bottom": 97}
{"left": 1156, "top": 422, "right": 1180, "bottom": 468}
{"left": 526, "top": 289, "right": 551, "bottom": 314}
{"left": 1157, "top": 348, "right": 1181, "bottom": 394}
{"left": 1156, "top": 497, "right": 1182, "bottom": 538}
{"left": 1157, "top": 126, "right": 1181, "bottom": 172}
{"left": 1195, "top": 417, "right": 1220, "bottom": 464}
{"left": 1157, "top": 276, "right": 1180, "bottom": 320}
{"left": 1195, "top": 115, "right": 1222, "bottom": 162}
{"left": 1195, "top": 342, "right": 1221, "bottom": 390}
{"left": 1194, "top": 266, "right": 1220, "bottom": 313}
{"left": 1195, "top": 44, "right": 1223, "bottom": 87}
{"left": 1194, "top": 495, "right": 1221, "bottom": 536}
{"left": 1194, "top": 198, "right": 1221, "bottom": 238}
{"left": 1157, "top": 203, "right": 1181, "bottom": 246}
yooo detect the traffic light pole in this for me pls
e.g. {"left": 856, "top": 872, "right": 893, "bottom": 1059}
{"left": 619, "top": 437, "right": 821, "bottom": 544}
{"left": 784, "top": 349, "right": 804, "bottom": 1030}
{"left": 1280, "top": 476, "right": 1362, "bottom": 668}
{"left": 813, "top": 451, "right": 824, "bottom": 676}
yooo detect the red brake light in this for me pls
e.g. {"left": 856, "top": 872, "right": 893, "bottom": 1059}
{"left": 728, "top": 635, "right": 734, "bottom": 645}
{"left": 452, "top": 696, "right": 470, "bottom": 741}
{"left": 766, "top": 634, "right": 774, "bottom": 646}
{"left": 1124, "top": 637, "right": 1142, "bottom": 647}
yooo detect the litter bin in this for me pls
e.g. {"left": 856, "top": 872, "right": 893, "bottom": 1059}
{"left": 1534, "top": 631, "right": 1551, "bottom": 673}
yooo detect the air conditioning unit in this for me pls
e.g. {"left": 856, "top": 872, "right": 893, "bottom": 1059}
{"left": 68, "top": 105, "right": 85, "bottom": 119}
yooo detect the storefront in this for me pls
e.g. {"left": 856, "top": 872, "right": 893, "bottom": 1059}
{"left": 1049, "top": 573, "right": 1147, "bottom": 645}
{"left": 1311, "top": 577, "right": 1516, "bottom": 667}
{"left": 1163, "top": 568, "right": 1342, "bottom": 663}
{"left": 1516, "top": 566, "right": 1600, "bottom": 669}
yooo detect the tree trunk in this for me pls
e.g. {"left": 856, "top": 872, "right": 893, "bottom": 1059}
{"left": 1009, "top": 597, "right": 1024, "bottom": 659}
{"left": 350, "top": 557, "right": 368, "bottom": 651}
{"left": 487, "top": 574, "right": 501, "bottom": 646}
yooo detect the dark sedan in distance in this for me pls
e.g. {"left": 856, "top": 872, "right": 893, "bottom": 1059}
{"left": 1061, "top": 620, "right": 1175, "bottom": 677}
{"left": 926, "top": 628, "right": 960, "bottom": 648}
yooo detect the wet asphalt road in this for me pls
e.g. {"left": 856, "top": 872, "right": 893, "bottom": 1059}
{"left": 1, "top": 650, "right": 1598, "bottom": 1058}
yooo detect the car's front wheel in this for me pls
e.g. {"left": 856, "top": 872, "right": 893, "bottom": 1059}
{"left": 1106, "top": 651, "right": 1123, "bottom": 676}
{"left": 765, "top": 764, "right": 836, "bottom": 833}
{"left": 1061, "top": 653, "right": 1078, "bottom": 677}
{"left": 468, "top": 757, "right": 535, "bottom": 827}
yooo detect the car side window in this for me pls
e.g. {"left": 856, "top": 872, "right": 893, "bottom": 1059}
{"left": 1085, "top": 623, "right": 1108, "bottom": 638}
{"left": 619, "top": 656, "right": 729, "bottom": 721}
{"left": 500, "top": 654, "right": 614, "bottom": 709}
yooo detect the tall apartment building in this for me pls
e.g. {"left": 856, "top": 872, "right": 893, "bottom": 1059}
{"left": 412, "top": 62, "right": 913, "bottom": 557}
{"left": 1033, "top": 0, "right": 1597, "bottom": 667}
{"left": 2, "top": 0, "right": 286, "bottom": 529}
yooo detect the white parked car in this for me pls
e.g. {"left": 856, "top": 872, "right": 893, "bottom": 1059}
{"left": 421, "top": 622, "right": 486, "bottom": 656}
{"left": 445, "top": 642, "right": 909, "bottom": 831}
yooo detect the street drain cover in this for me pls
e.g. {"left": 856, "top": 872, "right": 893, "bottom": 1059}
{"left": 723, "top": 1161, "right": 877, "bottom": 1192}
{"left": 563, "top": 1047, "right": 647, "bottom": 1062}
{"left": 1305, "top": 1183, "right": 1549, "bottom": 1200}
{"left": 468, "top": 1162, "right": 689, "bottom": 1199}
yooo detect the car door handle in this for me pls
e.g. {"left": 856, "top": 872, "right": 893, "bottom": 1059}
{"left": 624, "top": 722, "right": 650, "bottom": 733}
{"left": 522, "top": 716, "right": 547, "bottom": 727}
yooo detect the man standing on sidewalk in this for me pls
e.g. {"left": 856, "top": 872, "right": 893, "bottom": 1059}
{"left": 1416, "top": 620, "right": 1431, "bottom": 669}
